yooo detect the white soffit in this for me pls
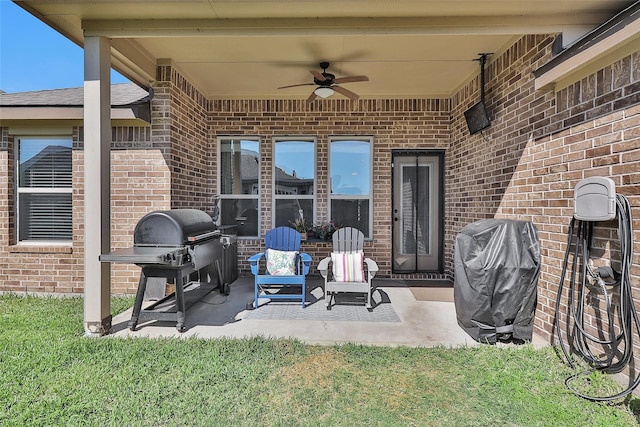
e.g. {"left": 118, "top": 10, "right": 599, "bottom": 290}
{"left": 17, "top": 0, "right": 635, "bottom": 99}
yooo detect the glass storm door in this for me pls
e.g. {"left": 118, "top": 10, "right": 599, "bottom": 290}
{"left": 392, "top": 151, "right": 443, "bottom": 273}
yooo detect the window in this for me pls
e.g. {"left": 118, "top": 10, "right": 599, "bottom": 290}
{"left": 218, "top": 137, "right": 260, "bottom": 237}
{"left": 273, "top": 138, "right": 316, "bottom": 228}
{"left": 16, "top": 137, "right": 73, "bottom": 242}
{"left": 329, "top": 137, "right": 373, "bottom": 238}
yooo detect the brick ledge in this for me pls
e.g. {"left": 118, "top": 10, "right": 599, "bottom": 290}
{"left": 9, "top": 245, "right": 73, "bottom": 254}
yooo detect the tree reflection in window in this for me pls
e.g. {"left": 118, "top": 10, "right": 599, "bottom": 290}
{"left": 329, "top": 138, "right": 372, "bottom": 237}
{"left": 218, "top": 138, "right": 260, "bottom": 237}
{"left": 273, "top": 138, "right": 316, "bottom": 228}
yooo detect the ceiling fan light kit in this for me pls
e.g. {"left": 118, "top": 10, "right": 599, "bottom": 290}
{"left": 278, "top": 62, "right": 369, "bottom": 101}
{"left": 314, "top": 87, "right": 334, "bottom": 98}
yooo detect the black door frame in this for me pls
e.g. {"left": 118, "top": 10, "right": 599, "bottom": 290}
{"left": 391, "top": 149, "right": 445, "bottom": 274}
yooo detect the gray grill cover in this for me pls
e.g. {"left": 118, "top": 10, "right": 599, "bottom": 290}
{"left": 134, "top": 209, "right": 215, "bottom": 246}
{"left": 454, "top": 219, "right": 540, "bottom": 344}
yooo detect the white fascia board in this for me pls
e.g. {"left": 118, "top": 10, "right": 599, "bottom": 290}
{"left": 535, "top": 18, "right": 640, "bottom": 91}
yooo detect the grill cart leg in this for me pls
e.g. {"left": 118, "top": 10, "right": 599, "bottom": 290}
{"left": 129, "top": 270, "right": 148, "bottom": 331}
{"left": 175, "top": 273, "right": 186, "bottom": 332}
{"left": 215, "top": 260, "right": 231, "bottom": 296}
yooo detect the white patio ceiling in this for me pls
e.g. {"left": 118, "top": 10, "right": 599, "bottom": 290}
{"left": 17, "top": 0, "right": 636, "bottom": 99}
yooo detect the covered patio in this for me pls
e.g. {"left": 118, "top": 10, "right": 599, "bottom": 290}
{"left": 5, "top": 1, "right": 640, "bottom": 356}
{"left": 109, "top": 277, "right": 547, "bottom": 348}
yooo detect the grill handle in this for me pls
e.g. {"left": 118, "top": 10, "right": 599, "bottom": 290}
{"left": 187, "top": 230, "right": 220, "bottom": 243}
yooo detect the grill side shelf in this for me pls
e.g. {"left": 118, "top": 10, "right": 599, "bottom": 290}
{"left": 99, "top": 247, "right": 186, "bottom": 265}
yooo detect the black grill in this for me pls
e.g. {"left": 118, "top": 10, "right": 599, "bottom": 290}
{"left": 100, "top": 209, "right": 234, "bottom": 332}
{"left": 134, "top": 209, "right": 217, "bottom": 246}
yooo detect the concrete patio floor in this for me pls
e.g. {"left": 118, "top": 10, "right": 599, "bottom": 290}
{"left": 109, "top": 277, "right": 547, "bottom": 348}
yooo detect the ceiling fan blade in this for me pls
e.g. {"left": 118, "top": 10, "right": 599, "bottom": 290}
{"left": 333, "top": 75, "right": 369, "bottom": 84}
{"left": 306, "top": 91, "right": 318, "bottom": 102}
{"left": 333, "top": 85, "right": 359, "bottom": 100}
{"left": 278, "top": 82, "right": 315, "bottom": 89}
{"left": 310, "top": 70, "right": 328, "bottom": 82}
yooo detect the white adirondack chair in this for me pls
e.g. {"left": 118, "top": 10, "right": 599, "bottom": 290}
{"left": 318, "top": 227, "right": 378, "bottom": 310}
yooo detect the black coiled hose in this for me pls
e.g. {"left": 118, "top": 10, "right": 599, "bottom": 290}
{"left": 554, "top": 194, "right": 640, "bottom": 401}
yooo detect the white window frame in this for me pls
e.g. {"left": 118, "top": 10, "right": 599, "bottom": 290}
{"left": 272, "top": 136, "right": 317, "bottom": 229}
{"left": 328, "top": 136, "right": 374, "bottom": 239}
{"left": 15, "top": 136, "right": 73, "bottom": 244}
{"left": 216, "top": 136, "right": 261, "bottom": 238}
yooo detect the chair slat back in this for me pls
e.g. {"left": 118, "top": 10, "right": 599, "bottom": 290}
{"left": 265, "top": 226, "right": 301, "bottom": 251}
{"left": 332, "top": 227, "right": 364, "bottom": 253}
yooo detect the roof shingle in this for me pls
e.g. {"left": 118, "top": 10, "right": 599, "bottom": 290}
{"left": 0, "top": 82, "right": 150, "bottom": 107}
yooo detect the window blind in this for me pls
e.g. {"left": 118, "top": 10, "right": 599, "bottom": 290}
{"left": 17, "top": 139, "right": 73, "bottom": 242}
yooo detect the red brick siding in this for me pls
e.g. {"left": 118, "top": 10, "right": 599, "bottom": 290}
{"left": 520, "top": 105, "right": 640, "bottom": 342}
{"left": 0, "top": 128, "right": 11, "bottom": 251}
{"left": 450, "top": 34, "right": 640, "bottom": 358}
{"left": 209, "top": 98, "right": 450, "bottom": 278}
{"left": 85, "top": 126, "right": 170, "bottom": 295}
{"left": 448, "top": 35, "right": 557, "bottom": 275}
{"left": 155, "top": 65, "right": 212, "bottom": 211}
{"left": 0, "top": 125, "right": 167, "bottom": 295}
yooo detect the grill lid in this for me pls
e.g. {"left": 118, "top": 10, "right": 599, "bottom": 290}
{"left": 134, "top": 209, "right": 216, "bottom": 246}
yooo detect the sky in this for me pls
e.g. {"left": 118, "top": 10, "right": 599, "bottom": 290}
{"left": 0, "top": 1, "right": 128, "bottom": 93}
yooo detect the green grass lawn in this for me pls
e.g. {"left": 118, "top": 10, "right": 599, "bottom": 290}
{"left": 1, "top": 294, "right": 639, "bottom": 426}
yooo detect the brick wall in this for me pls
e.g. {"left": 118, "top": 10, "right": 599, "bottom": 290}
{"left": 448, "top": 36, "right": 556, "bottom": 271}
{"left": 0, "top": 128, "right": 9, "bottom": 251}
{"left": 450, "top": 34, "right": 640, "bottom": 356}
{"left": 155, "top": 65, "right": 212, "bottom": 211}
{"left": 0, "top": 125, "right": 168, "bottom": 295}
{"left": 107, "top": 126, "right": 171, "bottom": 293}
{"left": 208, "top": 98, "right": 450, "bottom": 277}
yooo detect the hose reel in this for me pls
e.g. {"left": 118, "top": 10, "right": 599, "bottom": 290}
{"left": 554, "top": 177, "right": 640, "bottom": 401}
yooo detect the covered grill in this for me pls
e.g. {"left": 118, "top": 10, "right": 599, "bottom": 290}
{"left": 454, "top": 219, "right": 539, "bottom": 344}
{"left": 100, "top": 209, "right": 233, "bottom": 332}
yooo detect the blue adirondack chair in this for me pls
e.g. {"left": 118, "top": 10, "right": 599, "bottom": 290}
{"left": 248, "top": 226, "right": 312, "bottom": 309}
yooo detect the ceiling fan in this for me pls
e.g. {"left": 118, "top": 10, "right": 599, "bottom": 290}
{"left": 278, "top": 62, "right": 369, "bottom": 102}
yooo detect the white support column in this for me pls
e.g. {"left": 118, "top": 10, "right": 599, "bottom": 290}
{"left": 83, "top": 36, "right": 112, "bottom": 336}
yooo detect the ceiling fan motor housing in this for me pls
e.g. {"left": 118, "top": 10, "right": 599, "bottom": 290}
{"left": 315, "top": 61, "right": 335, "bottom": 85}
{"left": 315, "top": 73, "right": 335, "bottom": 86}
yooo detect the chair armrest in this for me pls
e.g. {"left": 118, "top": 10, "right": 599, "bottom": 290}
{"left": 364, "top": 257, "right": 379, "bottom": 279}
{"left": 317, "top": 257, "right": 331, "bottom": 279}
{"left": 299, "top": 252, "right": 312, "bottom": 276}
{"left": 248, "top": 252, "right": 265, "bottom": 275}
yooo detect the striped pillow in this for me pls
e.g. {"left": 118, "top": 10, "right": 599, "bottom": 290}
{"left": 331, "top": 252, "right": 365, "bottom": 282}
